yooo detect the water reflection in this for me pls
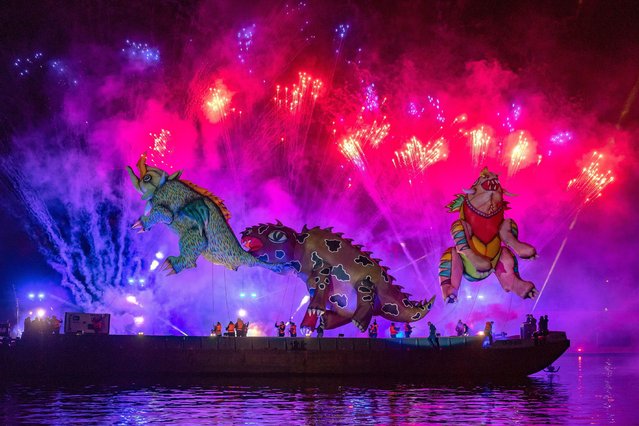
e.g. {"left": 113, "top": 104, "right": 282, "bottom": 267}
{"left": 1, "top": 355, "right": 636, "bottom": 425}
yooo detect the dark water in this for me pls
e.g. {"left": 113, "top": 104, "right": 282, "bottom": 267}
{"left": 1, "top": 354, "right": 637, "bottom": 425}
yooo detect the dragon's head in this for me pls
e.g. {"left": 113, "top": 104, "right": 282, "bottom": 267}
{"left": 240, "top": 222, "right": 297, "bottom": 263}
{"left": 461, "top": 167, "right": 515, "bottom": 213}
{"left": 127, "top": 153, "right": 182, "bottom": 200}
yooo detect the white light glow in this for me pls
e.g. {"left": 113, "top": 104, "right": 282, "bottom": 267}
{"left": 36, "top": 309, "right": 45, "bottom": 318}
{"left": 238, "top": 309, "right": 247, "bottom": 318}
{"left": 150, "top": 260, "right": 159, "bottom": 271}
{"left": 134, "top": 316, "right": 144, "bottom": 325}
{"left": 155, "top": 251, "right": 164, "bottom": 259}
{"left": 126, "top": 295, "right": 138, "bottom": 305}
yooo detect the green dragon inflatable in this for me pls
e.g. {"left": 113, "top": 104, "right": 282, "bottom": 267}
{"left": 127, "top": 154, "right": 280, "bottom": 274}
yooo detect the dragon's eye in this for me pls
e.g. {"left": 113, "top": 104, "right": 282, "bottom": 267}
{"left": 143, "top": 175, "right": 152, "bottom": 183}
{"left": 268, "top": 230, "right": 288, "bottom": 244}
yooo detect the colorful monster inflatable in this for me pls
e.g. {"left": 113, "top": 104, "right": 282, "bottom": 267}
{"left": 241, "top": 222, "right": 435, "bottom": 332}
{"left": 439, "top": 168, "right": 538, "bottom": 303}
{"left": 127, "top": 154, "right": 280, "bottom": 274}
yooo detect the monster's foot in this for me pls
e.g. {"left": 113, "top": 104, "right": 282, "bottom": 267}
{"left": 160, "top": 256, "right": 196, "bottom": 275}
{"left": 525, "top": 287, "right": 539, "bottom": 299}
{"left": 458, "top": 249, "right": 493, "bottom": 273}
{"left": 511, "top": 242, "right": 537, "bottom": 260}
{"left": 131, "top": 220, "right": 146, "bottom": 233}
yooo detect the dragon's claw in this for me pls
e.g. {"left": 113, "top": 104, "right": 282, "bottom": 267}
{"left": 525, "top": 287, "right": 539, "bottom": 299}
{"left": 160, "top": 258, "right": 177, "bottom": 275}
{"left": 132, "top": 220, "right": 145, "bottom": 232}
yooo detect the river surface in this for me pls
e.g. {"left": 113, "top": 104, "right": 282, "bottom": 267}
{"left": 1, "top": 354, "right": 637, "bottom": 424}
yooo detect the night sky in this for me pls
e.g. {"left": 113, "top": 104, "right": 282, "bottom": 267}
{"left": 1, "top": 1, "right": 638, "bottom": 346}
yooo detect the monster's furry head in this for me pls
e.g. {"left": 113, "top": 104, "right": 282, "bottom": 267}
{"left": 447, "top": 167, "right": 515, "bottom": 212}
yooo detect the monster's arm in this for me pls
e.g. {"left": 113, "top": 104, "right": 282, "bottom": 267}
{"left": 137, "top": 204, "right": 173, "bottom": 230}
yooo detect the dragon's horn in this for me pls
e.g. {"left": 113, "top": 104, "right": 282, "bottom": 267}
{"left": 126, "top": 166, "right": 142, "bottom": 194}
{"left": 136, "top": 153, "right": 148, "bottom": 176}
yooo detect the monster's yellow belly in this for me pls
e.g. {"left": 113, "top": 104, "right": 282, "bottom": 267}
{"left": 470, "top": 235, "right": 502, "bottom": 261}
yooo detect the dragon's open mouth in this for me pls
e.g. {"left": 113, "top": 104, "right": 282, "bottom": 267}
{"left": 481, "top": 178, "right": 501, "bottom": 192}
{"left": 241, "top": 236, "right": 263, "bottom": 252}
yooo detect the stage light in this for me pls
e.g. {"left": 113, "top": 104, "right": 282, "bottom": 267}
{"left": 126, "top": 295, "right": 138, "bottom": 304}
{"left": 155, "top": 251, "right": 164, "bottom": 259}
{"left": 240, "top": 292, "right": 246, "bottom": 298}
{"left": 478, "top": 331, "right": 485, "bottom": 336}
{"left": 28, "top": 293, "right": 35, "bottom": 300}
{"left": 138, "top": 278, "right": 145, "bottom": 284}
{"left": 150, "top": 260, "right": 159, "bottom": 271}
{"left": 238, "top": 309, "right": 247, "bottom": 318}
{"left": 466, "top": 295, "right": 472, "bottom": 299}
{"left": 477, "top": 294, "right": 484, "bottom": 300}
{"left": 251, "top": 292, "right": 257, "bottom": 298}
{"left": 38, "top": 293, "right": 45, "bottom": 299}
{"left": 127, "top": 277, "right": 135, "bottom": 284}
{"left": 36, "top": 309, "right": 45, "bottom": 318}
{"left": 134, "top": 316, "right": 144, "bottom": 325}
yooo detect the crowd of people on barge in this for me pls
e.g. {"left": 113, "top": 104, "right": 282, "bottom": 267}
{"left": 209, "top": 314, "right": 550, "bottom": 343}
{"left": 210, "top": 318, "right": 250, "bottom": 337}
{"left": 23, "top": 315, "right": 61, "bottom": 336}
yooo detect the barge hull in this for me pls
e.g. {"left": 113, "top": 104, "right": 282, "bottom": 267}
{"left": 1, "top": 332, "right": 569, "bottom": 379}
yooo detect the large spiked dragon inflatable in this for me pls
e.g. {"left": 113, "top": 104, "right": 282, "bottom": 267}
{"left": 439, "top": 168, "right": 538, "bottom": 303}
{"left": 127, "top": 154, "right": 280, "bottom": 274}
{"left": 241, "top": 222, "right": 435, "bottom": 332}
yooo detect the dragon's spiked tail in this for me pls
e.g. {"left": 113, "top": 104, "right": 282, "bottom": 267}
{"left": 379, "top": 292, "right": 435, "bottom": 323}
{"left": 404, "top": 294, "right": 436, "bottom": 322}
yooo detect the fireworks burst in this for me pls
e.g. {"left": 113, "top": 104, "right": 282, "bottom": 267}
{"left": 148, "top": 129, "right": 173, "bottom": 169}
{"left": 468, "top": 126, "right": 493, "bottom": 167}
{"left": 237, "top": 24, "right": 256, "bottom": 70}
{"left": 364, "top": 83, "right": 379, "bottom": 111}
{"left": 407, "top": 101, "right": 424, "bottom": 118}
{"left": 122, "top": 40, "right": 160, "bottom": 65}
{"left": 339, "top": 136, "right": 366, "bottom": 171}
{"left": 13, "top": 52, "right": 45, "bottom": 77}
{"left": 335, "top": 23, "right": 350, "bottom": 40}
{"left": 567, "top": 151, "right": 615, "bottom": 206}
{"left": 498, "top": 103, "right": 522, "bottom": 133}
{"left": 274, "top": 71, "right": 323, "bottom": 114}
{"left": 505, "top": 131, "right": 535, "bottom": 176}
{"left": 204, "top": 84, "right": 232, "bottom": 123}
{"left": 550, "top": 131, "right": 573, "bottom": 144}
{"left": 393, "top": 136, "right": 448, "bottom": 177}
{"left": 427, "top": 95, "right": 445, "bottom": 123}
